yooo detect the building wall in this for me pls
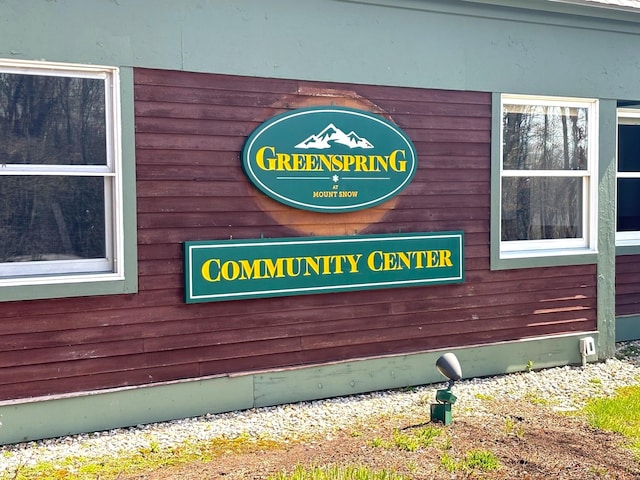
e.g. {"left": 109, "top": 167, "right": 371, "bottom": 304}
{"left": 0, "top": 0, "right": 636, "bottom": 442}
{"left": 0, "top": 69, "right": 598, "bottom": 401}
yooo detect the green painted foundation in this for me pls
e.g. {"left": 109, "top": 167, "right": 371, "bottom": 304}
{"left": 0, "top": 332, "right": 598, "bottom": 445}
{"left": 616, "top": 315, "right": 640, "bottom": 342}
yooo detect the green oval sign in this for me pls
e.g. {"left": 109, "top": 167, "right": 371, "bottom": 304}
{"left": 242, "top": 106, "right": 418, "bottom": 212}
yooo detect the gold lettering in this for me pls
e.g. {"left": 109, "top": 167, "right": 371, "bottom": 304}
{"left": 439, "top": 249, "right": 453, "bottom": 267}
{"left": 285, "top": 257, "right": 303, "bottom": 277}
{"left": 368, "top": 251, "right": 383, "bottom": 272}
{"left": 367, "top": 249, "right": 453, "bottom": 272}
{"left": 425, "top": 251, "right": 438, "bottom": 268}
{"left": 263, "top": 258, "right": 286, "bottom": 278}
{"left": 373, "top": 155, "right": 387, "bottom": 171}
{"left": 276, "top": 152, "right": 292, "bottom": 171}
{"left": 220, "top": 260, "right": 240, "bottom": 281}
{"left": 397, "top": 251, "right": 412, "bottom": 270}
{"left": 342, "top": 155, "right": 355, "bottom": 171}
{"left": 345, "top": 254, "right": 362, "bottom": 273}
{"left": 338, "top": 191, "right": 358, "bottom": 198}
{"left": 313, "top": 191, "right": 338, "bottom": 198}
{"left": 354, "top": 155, "right": 368, "bottom": 171}
{"left": 333, "top": 155, "right": 345, "bottom": 171}
{"left": 382, "top": 252, "right": 397, "bottom": 271}
{"left": 291, "top": 153, "right": 305, "bottom": 171}
{"left": 388, "top": 149, "right": 407, "bottom": 172}
{"left": 306, "top": 154, "right": 321, "bottom": 171}
{"left": 236, "top": 259, "right": 263, "bottom": 279}
{"left": 201, "top": 259, "right": 220, "bottom": 282}
{"left": 332, "top": 256, "right": 345, "bottom": 274}
{"left": 201, "top": 248, "right": 451, "bottom": 285}
{"left": 253, "top": 147, "right": 409, "bottom": 173}
{"left": 255, "top": 146, "right": 276, "bottom": 170}
{"left": 319, "top": 256, "right": 332, "bottom": 275}
{"left": 304, "top": 256, "right": 320, "bottom": 276}
{"left": 318, "top": 154, "right": 332, "bottom": 171}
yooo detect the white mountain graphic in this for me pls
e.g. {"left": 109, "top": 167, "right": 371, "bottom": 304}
{"left": 295, "top": 123, "right": 374, "bottom": 150}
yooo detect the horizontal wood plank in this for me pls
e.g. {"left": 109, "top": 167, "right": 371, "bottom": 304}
{"left": 616, "top": 256, "right": 640, "bottom": 316}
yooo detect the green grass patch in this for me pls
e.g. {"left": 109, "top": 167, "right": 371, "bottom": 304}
{"left": 267, "top": 464, "right": 411, "bottom": 480}
{"left": 367, "top": 437, "right": 390, "bottom": 449}
{"left": 368, "top": 425, "right": 441, "bottom": 452}
{"left": 474, "top": 392, "right": 495, "bottom": 401}
{"left": 465, "top": 449, "right": 501, "bottom": 470}
{"left": 440, "top": 449, "right": 501, "bottom": 473}
{"left": 582, "top": 385, "right": 640, "bottom": 458}
{"left": 504, "top": 416, "right": 525, "bottom": 438}
{"left": 392, "top": 425, "right": 440, "bottom": 451}
{"left": 2, "top": 435, "right": 281, "bottom": 480}
{"left": 524, "top": 390, "right": 556, "bottom": 406}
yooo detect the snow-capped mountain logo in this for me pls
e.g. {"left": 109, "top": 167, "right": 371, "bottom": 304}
{"left": 242, "top": 106, "right": 418, "bottom": 213}
{"left": 295, "top": 123, "right": 374, "bottom": 150}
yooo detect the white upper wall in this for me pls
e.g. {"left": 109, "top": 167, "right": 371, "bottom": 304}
{"left": 2, "top": 0, "right": 640, "bottom": 100}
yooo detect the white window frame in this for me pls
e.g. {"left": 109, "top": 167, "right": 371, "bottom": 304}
{"left": 499, "top": 94, "right": 599, "bottom": 260}
{"left": 0, "top": 59, "right": 124, "bottom": 287}
{"left": 616, "top": 108, "right": 640, "bottom": 247}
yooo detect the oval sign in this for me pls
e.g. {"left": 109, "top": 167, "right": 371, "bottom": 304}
{"left": 242, "top": 106, "right": 418, "bottom": 213}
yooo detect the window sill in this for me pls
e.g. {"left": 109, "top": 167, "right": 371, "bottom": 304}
{"left": 0, "top": 273, "right": 137, "bottom": 302}
{"left": 492, "top": 248, "right": 598, "bottom": 270}
{"left": 616, "top": 244, "right": 640, "bottom": 256}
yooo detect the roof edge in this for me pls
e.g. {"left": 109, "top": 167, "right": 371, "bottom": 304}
{"left": 550, "top": 0, "right": 640, "bottom": 12}
{"left": 461, "top": 0, "right": 640, "bottom": 22}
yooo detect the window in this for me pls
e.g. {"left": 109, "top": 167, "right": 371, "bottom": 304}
{"left": 499, "top": 95, "right": 598, "bottom": 260}
{"left": 0, "top": 60, "right": 124, "bottom": 287}
{"left": 616, "top": 109, "right": 640, "bottom": 247}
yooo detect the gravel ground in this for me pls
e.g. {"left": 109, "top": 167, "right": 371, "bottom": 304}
{"left": 1, "top": 341, "right": 640, "bottom": 474}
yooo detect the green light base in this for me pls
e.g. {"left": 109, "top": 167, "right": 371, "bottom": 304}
{"left": 430, "top": 402, "right": 453, "bottom": 425}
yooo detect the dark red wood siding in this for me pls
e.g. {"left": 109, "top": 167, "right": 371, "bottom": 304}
{"left": 616, "top": 255, "right": 640, "bottom": 316}
{"left": 0, "top": 69, "right": 597, "bottom": 401}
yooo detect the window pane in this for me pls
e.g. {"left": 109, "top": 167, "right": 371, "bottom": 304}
{"left": 0, "top": 176, "right": 105, "bottom": 262}
{"left": 617, "top": 178, "right": 640, "bottom": 232}
{"left": 0, "top": 73, "right": 106, "bottom": 166}
{"left": 502, "top": 177, "right": 583, "bottom": 240}
{"left": 503, "top": 104, "right": 588, "bottom": 170}
{"left": 618, "top": 124, "right": 640, "bottom": 172}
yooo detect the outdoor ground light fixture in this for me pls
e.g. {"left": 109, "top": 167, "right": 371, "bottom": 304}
{"left": 431, "top": 352, "right": 462, "bottom": 425}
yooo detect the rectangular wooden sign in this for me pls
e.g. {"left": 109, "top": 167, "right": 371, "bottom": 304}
{"left": 184, "top": 232, "right": 464, "bottom": 303}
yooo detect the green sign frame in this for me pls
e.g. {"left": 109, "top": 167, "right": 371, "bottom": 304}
{"left": 242, "top": 106, "right": 418, "bottom": 212}
{"left": 184, "top": 232, "right": 464, "bottom": 303}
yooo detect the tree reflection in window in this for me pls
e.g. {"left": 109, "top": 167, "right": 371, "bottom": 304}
{"left": 0, "top": 73, "right": 107, "bottom": 263}
{"left": 501, "top": 104, "right": 589, "bottom": 242}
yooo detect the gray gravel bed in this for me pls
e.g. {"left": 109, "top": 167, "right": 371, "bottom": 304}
{"left": 1, "top": 341, "right": 639, "bottom": 474}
